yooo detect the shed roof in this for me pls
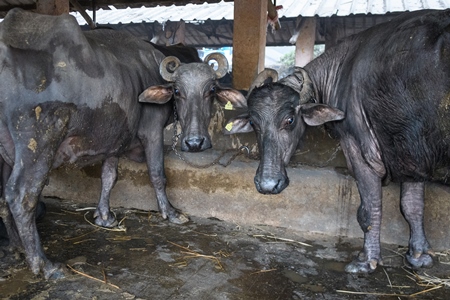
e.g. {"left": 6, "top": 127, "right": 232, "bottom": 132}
{"left": 282, "top": 0, "right": 450, "bottom": 17}
{"left": 70, "top": 0, "right": 450, "bottom": 26}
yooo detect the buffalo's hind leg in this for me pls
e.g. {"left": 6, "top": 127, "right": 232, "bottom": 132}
{"left": 6, "top": 161, "right": 65, "bottom": 279}
{"left": 93, "top": 156, "right": 119, "bottom": 227}
{"left": 400, "top": 182, "right": 434, "bottom": 268}
{"left": 0, "top": 157, "right": 46, "bottom": 247}
{"left": 0, "top": 157, "right": 21, "bottom": 249}
{"left": 0, "top": 194, "right": 20, "bottom": 249}
{"left": 5, "top": 106, "right": 71, "bottom": 279}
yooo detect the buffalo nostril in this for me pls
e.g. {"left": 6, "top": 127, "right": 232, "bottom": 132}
{"left": 272, "top": 179, "right": 282, "bottom": 194}
{"left": 185, "top": 137, "right": 205, "bottom": 151}
{"left": 254, "top": 176, "right": 288, "bottom": 195}
{"left": 254, "top": 177, "right": 261, "bottom": 191}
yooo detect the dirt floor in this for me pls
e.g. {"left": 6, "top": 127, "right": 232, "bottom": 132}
{"left": 1, "top": 197, "right": 450, "bottom": 300}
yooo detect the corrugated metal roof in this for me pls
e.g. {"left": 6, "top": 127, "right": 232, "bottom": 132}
{"left": 0, "top": 0, "right": 231, "bottom": 18}
{"left": 280, "top": 0, "right": 450, "bottom": 16}
{"left": 71, "top": 0, "right": 450, "bottom": 26}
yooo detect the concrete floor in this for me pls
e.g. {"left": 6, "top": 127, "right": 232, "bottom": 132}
{"left": 1, "top": 198, "right": 450, "bottom": 299}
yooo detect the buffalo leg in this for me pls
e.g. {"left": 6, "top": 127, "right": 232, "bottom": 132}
{"left": 0, "top": 195, "right": 20, "bottom": 249}
{"left": 0, "top": 158, "right": 46, "bottom": 247}
{"left": 0, "top": 158, "right": 21, "bottom": 248}
{"left": 147, "top": 140, "right": 188, "bottom": 224}
{"left": 93, "top": 156, "right": 119, "bottom": 227}
{"left": 342, "top": 137, "right": 383, "bottom": 273}
{"left": 6, "top": 161, "right": 64, "bottom": 279}
{"left": 5, "top": 109, "right": 70, "bottom": 279}
{"left": 141, "top": 126, "right": 189, "bottom": 224}
{"left": 400, "top": 182, "right": 433, "bottom": 268}
{"left": 1, "top": 155, "right": 11, "bottom": 197}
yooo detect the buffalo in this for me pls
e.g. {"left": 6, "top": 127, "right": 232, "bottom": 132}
{"left": 224, "top": 9, "right": 450, "bottom": 273}
{"left": 0, "top": 8, "right": 241, "bottom": 278}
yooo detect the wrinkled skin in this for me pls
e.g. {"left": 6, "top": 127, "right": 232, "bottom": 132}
{"left": 0, "top": 9, "right": 242, "bottom": 279}
{"left": 225, "top": 9, "right": 450, "bottom": 273}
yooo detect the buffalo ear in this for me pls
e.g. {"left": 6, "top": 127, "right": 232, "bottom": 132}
{"left": 139, "top": 85, "right": 173, "bottom": 104}
{"left": 216, "top": 87, "right": 247, "bottom": 110}
{"left": 223, "top": 114, "right": 253, "bottom": 135}
{"left": 300, "top": 103, "right": 345, "bottom": 126}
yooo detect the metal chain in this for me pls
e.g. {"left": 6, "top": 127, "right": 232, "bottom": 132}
{"left": 170, "top": 102, "right": 249, "bottom": 168}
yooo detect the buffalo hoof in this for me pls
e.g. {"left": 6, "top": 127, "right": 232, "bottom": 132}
{"left": 93, "top": 210, "right": 118, "bottom": 228}
{"left": 168, "top": 212, "right": 189, "bottom": 225}
{"left": 406, "top": 252, "right": 434, "bottom": 269}
{"left": 43, "top": 262, "right": 67, "bottom": 280}
{"left": 344, "top": 257, "right": 381, "bottom": 274}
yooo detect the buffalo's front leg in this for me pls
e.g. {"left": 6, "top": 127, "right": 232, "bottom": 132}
{"left": 147, "top": 141, "right": 188, "bottom": 224}
{"left": 93, "top": 157, "right": 119, "bottom": 227}
{"left": 400, "top": 182, "right": 434, "bottom": 268}
{"left": 342, "top": 137, "right": 383, "bottom": 273}
{"left": 140, "top": 120, "right": 189, "bottom": 224}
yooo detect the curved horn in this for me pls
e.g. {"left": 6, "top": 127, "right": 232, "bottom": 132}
{"left": 159, "top": 56, "right": 181, "bottom": 82}
{"left": 248, "top": 68, "right": 279, "bottom": 95}
{"left": 204, "top": 53, "right": 229, "bottom": 79}
{"left": 279, "top": 67, "right": 315, "bottom": 104}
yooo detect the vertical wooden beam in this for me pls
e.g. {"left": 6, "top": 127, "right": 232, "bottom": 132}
{"left": 36, "top": 0, "right": 69, "bottom": 15}
{"left": 172, "top": 20, "right": 186, "bottom": 45}
{"left": 232, "top": 0, "right": 268, "bottom": 90}
{"left": 295, "top": 17, "right": 316, "bottom": 67}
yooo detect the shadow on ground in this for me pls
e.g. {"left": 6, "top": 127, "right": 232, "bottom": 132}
{"left": 1, "top": 197, "right": 449, "bottom": 299}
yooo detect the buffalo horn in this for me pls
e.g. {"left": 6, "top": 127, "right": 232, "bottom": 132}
{"left": 159, "top": 56, "right": 181, "bottom": 82}
{"left": 280, "top": 67, "right": 314, "bottom": 104}
{"left": 204, "top": 53, "right": 229, "bottom": 79}
{"left": 247, "top": 68, "right": 279, "bottom": 96}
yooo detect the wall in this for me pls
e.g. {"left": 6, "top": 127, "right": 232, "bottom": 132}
{"left": 43, "top": 105, "right": 450, "bottom": 250}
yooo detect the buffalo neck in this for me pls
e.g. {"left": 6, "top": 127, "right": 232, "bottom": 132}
{"left": 304, "top": 41, "right": 353, "bottom": 109}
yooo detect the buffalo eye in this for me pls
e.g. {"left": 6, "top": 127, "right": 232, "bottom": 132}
{"left": 174, "top": 88, "right": 180, "bottom": 96}
{"left": 210, "top": 86, "right": 216, "bottom": 94}
{"left": 285, "top": 116, "right": 295, "bottom": 127}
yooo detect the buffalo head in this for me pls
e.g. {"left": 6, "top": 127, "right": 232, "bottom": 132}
{"left": 139, "top": 53, "right": 244, "bottom": 152}
{"left": 223, "top": 68, "right": 344, "bottom": 194}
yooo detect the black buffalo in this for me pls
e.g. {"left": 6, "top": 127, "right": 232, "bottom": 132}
{"left": 0, "top": 8, "right": 241, "bottom": 278}
{"left": 224, "top": 9, "right": 450, "bottom": 273}
{"left": 150, "top": 42, "right": 202, "bottom": 63}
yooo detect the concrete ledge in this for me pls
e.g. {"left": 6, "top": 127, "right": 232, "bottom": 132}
{"left": 43, "top": 149, "right": 450, "bottom": 250}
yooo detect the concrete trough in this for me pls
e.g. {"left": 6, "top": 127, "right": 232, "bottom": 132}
{"left": 43, "top": 148, "right": 450, "bottom": 251}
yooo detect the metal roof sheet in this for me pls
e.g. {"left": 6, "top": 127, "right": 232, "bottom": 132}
{"left": 71, "top": 0, "right": 450, "bottom": 26}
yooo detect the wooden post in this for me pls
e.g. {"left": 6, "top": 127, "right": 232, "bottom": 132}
{"left": 36, "top": 0, "right": 69, "bottom": 15}
{"left": 232, "top": 0, "right": 268, "bottom": 90}
{"left": 295, "top": 17, "right": 316, "bottom": 67}
{"left": 173, "top": 20, "right": 186, "bottom": 45}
